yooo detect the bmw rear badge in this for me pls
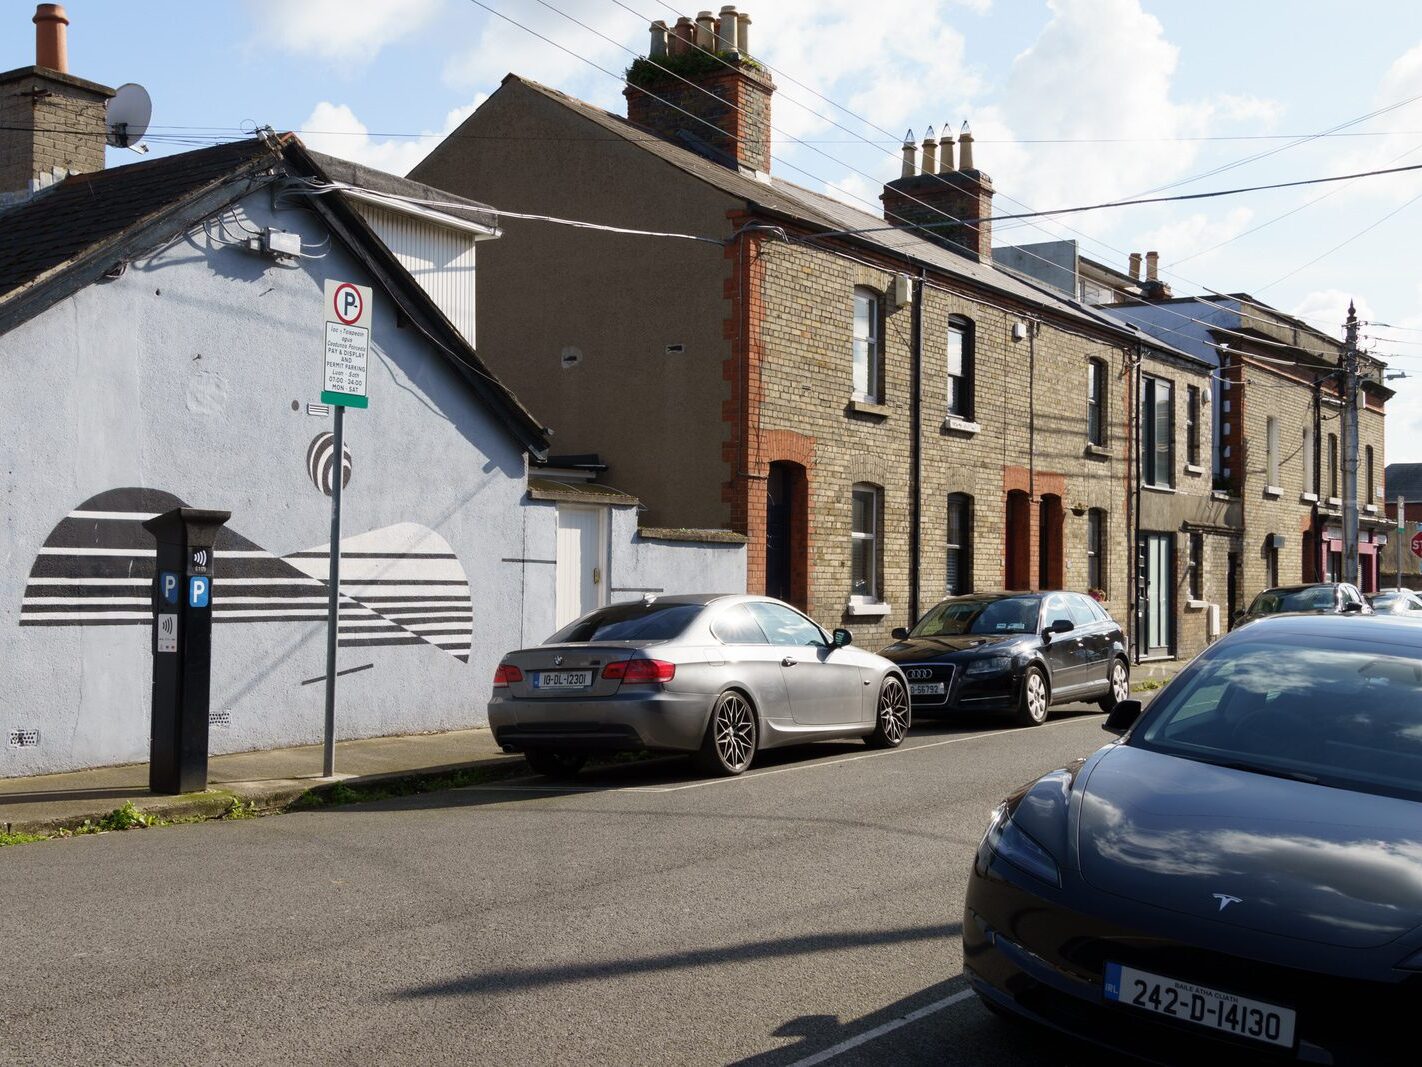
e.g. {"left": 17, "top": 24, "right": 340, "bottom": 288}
{"left": 1212, "top": 893, "right": 1243, "bottom": 911}
{"left": 554, "top": 655, "right": 564, "bottom": 667}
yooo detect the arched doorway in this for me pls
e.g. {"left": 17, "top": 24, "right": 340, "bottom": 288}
{"left": 1038, "top": 494, "right": 1064, "bottom": 590}
{"left": 766, "top": 461, "right": 808, "bottom": 609}
{"left": 1005, "top": 489, "right": 1031, "bottom": 590}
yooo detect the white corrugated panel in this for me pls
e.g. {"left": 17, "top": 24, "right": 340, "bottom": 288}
{"left": 356, "top": 203, "right": 479, "bottom": 346}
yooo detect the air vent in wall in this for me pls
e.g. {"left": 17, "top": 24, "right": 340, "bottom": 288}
{"left": 8, "top": 729, "right": 40, "bottom": 748}
{"left": 210, "top": 710, "right": 232, "bottom": 728}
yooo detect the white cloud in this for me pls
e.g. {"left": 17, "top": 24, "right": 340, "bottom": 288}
{"left": 1137, "top": 207, "right": 1255, "bottom": 267}
{"left": 1213, "top": 93, "right": 1284, "bottom": 125}
{"left": 1291, "top": 289, "right": 1374, "bottom": 341}
{"left": 246, "top": 0, "right": 444, "bottom": 63}
{"left": 298, "top": 97, "right": 485, "bottom": 176}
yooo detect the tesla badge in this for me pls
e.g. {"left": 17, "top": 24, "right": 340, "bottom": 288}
{"left": 1212, "top": 893, "right": 1243, "bottom": 911}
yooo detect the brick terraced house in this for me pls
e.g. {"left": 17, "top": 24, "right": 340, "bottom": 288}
{"left": 411, "top": 7, "right": 1327, "bottom": 661}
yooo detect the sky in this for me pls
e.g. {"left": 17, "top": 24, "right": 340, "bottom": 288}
{"left": 13, "top": 0, "right": 1422, "bottom": 461}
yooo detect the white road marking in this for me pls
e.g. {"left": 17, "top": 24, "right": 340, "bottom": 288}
{"left": 458, "top": 715, "right": 1100, "bottom": 795}
{"left": 784, "top": 987, "right": 978, "bottom": 1066}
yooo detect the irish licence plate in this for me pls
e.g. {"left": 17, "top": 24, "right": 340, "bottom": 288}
{"left": 909, "top": 683, "right": 945, "bottom": 697}
{"left": 533, "top": 670, "right": 592, "bottom": 689}
{"left": 1104, "top": 963, "right": 1295, "bottom": 1048}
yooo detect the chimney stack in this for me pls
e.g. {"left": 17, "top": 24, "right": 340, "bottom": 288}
{"left": 0, "top": 4, "right": 114, "bottom": 202}
{"left": 1140, "top": 250, "right": 1173, "bottom": 299}
{"left": 625, "top": 8, "right": 775, "bottom": 175}
{"left": 920, "top": 127, "right": 937, "bottom": 177}
{"left": 1127, "top": 252, "right": 1141, "bottom": 281}
{"left": 880, "top": 118, "right": 995, "bottom": 262}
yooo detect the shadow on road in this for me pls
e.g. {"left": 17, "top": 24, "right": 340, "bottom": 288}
{"left": 393, "top": 921, "right": 962, "bottom": 1001}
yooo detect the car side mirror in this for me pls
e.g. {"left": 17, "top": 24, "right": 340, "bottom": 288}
{"left": 833, "top": 627, "right": 854, "bottom": 647}
{"left": 1341, "top": 601, "right": 1363, "bottom": 614}
{"left": 1044, "top": 618, "right": 1073, "bottom": 638}
{"left": 890, "top": 626, "right": 909, "bottom": 641}
{"left": 1103, "top": 698, "right": 1143, "bottom": 736}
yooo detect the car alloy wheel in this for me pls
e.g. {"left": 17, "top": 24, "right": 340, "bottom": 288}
{"left": 1016, "top": 666, "right": 1049, "bottom": 726}
{"left": 1097, "top": 660, "right": 1131, "bottom": 711}
{"left": 867, "top": 675, "right": 910, "bottom": 748}
{"left": 699, "top": 691, "right": 756, "bottom": 776}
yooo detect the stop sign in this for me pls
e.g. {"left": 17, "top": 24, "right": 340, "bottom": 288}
{"left": 1411, "top": 530, "right": 1422, "bottom": 559}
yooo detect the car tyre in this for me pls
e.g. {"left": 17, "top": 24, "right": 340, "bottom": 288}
{"left": 1098, "top": 657, "right": 1130, "bottom": 713}
{"left": 696, "top": 690, "right": 757, "bottom": 776}
{"left": 524, "top": 749, "right": 587, "bottom": 779}
{"left": 1014, "top": 665, "right": 1050, "bottom": 727}
{"left": 865, "top": 675, "right": 910, "bottom": 748}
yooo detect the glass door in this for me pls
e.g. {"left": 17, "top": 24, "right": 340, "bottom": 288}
{"left": 1136, "top": 533, "right": 1174, "bottom": 657}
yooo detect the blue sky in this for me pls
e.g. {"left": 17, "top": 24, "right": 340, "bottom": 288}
{"left": 16, "top": 1, "right": 1422, "bottom": 460}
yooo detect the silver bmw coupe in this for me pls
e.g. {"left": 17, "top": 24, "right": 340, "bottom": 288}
{"left": 489, "top": 594, "right": 911, "bottom": 777}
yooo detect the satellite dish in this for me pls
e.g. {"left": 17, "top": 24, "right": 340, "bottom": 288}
{"left": 106, "top": 83, "right": 152, "bottom": 149}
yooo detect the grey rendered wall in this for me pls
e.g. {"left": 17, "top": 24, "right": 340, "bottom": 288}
{"left": 0, "top": 190, "right": 554, "bottom": 776}
{"left": 607, "top": 506, "right": 746, "bottom": 604}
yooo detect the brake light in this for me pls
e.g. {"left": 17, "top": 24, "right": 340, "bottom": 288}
{"left": 493, "top": 663, "right": 523, "bottom": 687}
{"left": 601, "top": 658, "right": 676, "bottom": 683}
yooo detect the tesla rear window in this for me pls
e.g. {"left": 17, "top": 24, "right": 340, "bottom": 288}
{"left": 550, "top": 603, "right": 702, "bottom": 643}
{"left": 1133, "top": 638, "right": 1422, "bottom": 802}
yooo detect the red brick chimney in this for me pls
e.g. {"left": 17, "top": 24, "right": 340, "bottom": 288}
{"left": 880, "top": 121, "right": 995, "bottom": 262}
{"left": 624, "top": 7, "right": 775, "bottom": 175}
{"left": 0, "top": 4, "right": 114, "bottom": 200}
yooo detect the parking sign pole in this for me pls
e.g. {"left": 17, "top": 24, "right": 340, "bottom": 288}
{"left": 322, "top": 403, "right": 344, "bottom": 779}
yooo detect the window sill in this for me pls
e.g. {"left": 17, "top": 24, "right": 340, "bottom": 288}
{"left": 1263, "top": 485, "right": 1283, "bottom": 499}
{"left": 847, "top": 398, "right": 890, "bottom": 420}
{"left": 1184, "top": 463, "right": 1205, "bottom": 476}
{"left": 941, "top": 416, "right": 980, "bottom": 435}
{"left": 1326, "top": 497, "right": 1342, "bottom": 508}
{"left": 1300, "top": 492, "right": 1319, "bottom": 504}
{"left": 1185, "top": 599, "right": 1209, "bottom": 611}
{"left": 1211, "top": 490, "right": 1234, "bottom": 501}
{"left": 1142, "top": 483, "right": 1176, "bottom": 494}
{"left": 845, "top": 600, "right": 891, "bottom": 618}
{"left": 1084, "top": 443, "right": 1110, "bottom": 460}
{"left": 1364, "top": 504, "right": 1379, "bottom": 514}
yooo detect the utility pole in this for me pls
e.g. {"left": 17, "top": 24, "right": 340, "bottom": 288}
{"left": 1341, "top": 302, "right": 1361, "bottom": 586}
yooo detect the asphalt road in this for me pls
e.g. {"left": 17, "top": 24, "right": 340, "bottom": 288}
{"left": 0, "top": 706, "right": 1135, "bottom": 1066}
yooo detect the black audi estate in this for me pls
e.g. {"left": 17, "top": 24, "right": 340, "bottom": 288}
{"left": 965, "top": 613, "right": 1422, "bottom": 1064}
{"left": 878, "top": 592, "right": 1129, "bottom": 726}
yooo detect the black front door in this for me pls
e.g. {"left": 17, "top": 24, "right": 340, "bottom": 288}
{"left": 766, "top": 464, "right": 793, "bottom": 602}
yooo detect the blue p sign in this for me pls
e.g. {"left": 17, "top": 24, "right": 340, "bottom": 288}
{"left": 188, "top": 576, "right": 210, "bottom": 609}
{"left": 161, "top": 571, "right": 180, "bottom": 605}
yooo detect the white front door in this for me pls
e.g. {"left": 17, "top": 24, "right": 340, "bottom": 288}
{"left": 556, "top": 505, "right": 606, "bottom": 628}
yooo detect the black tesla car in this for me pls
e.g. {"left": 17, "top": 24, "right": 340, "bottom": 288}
{"left": 879, "top": 591, "right": 1129, "bottom": 726}
{"left": 1235, "top": 581, "right": 1371, "bottom": 627}
{"left": 964, "top": 613, "right": 1422, "bottom": 1065}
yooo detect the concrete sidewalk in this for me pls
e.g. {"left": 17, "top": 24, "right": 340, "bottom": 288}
{"left": 1, "top": 728, "right": 521, "bottom": 836}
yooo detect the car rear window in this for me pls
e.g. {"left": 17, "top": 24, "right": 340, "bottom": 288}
{"left": 1248, "top": 586, "right": 1335, "bottom": 614}
{"left": 1133, "top": 636, "right": 1422, "bottom": 802}
{"left": 549, "top": 602, "right": 702, "bottom": 644}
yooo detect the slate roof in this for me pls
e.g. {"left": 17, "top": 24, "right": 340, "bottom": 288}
{"left": 0, "top": 135, "right": 548, "bottom": 456}
{"left": 1386, "top": 464, "right": 1422, "bottom": 502}
{"left": 504, "top": 75, "right": 1206, "bottom": 363}
{"left": 0, "top": 139, "right": 277, "bottom": 299}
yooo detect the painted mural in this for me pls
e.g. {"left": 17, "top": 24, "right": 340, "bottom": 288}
{"left": 19, "top": 488, "right": 474, "bottom": 662}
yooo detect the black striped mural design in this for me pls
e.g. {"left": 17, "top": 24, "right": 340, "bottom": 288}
{"left": 306, "top": 432, "right": 353, "bottom": 497}
{"left": 19, "top": 488, "right": 473, "bottom": 663}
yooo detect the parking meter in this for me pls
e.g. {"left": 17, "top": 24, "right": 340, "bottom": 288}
{"left": 143, "top": 508, "right": 230, "bottom": 794}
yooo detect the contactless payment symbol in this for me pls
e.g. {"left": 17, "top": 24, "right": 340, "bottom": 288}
{"left": 160, "top": 571, "right": 180, "bottom": 605}
{"left": 188, "top": 576, "right": 210, "bottom": 609}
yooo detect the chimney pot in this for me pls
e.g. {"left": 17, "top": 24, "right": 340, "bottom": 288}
{"left": 717, "top": 6, "right": 738, "bottom": 52}
{"left": 671, "top": 16, "right": 693, "bottom": 55}
{"left": 649, "top": 20, "right": 669, "bottom": 57}
{"left": 1145, "top": 250, "right": 1159, "bottom": 282}
{"left": 1128, "top": 252, "right": 1141, "bottom": 281}
{"left": 938, "top": 126, "right": 954, "bottom": 173}
{"left": 920, "top": 127, "right": 937, "bottom": 176}
{"left": 736, "top": 12, "right": 750, "bottom": 53}
{"left": 957, "top": 122, "right": 974, "bottom": 171}
{"left": 901, "top": 130, "right": 917, "bottom": 178}
{"left": 695, "top": 10, "right": 715, "bottom": 49}
{"left": 34, "top": 3, "right": 70, "bottom": 73}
